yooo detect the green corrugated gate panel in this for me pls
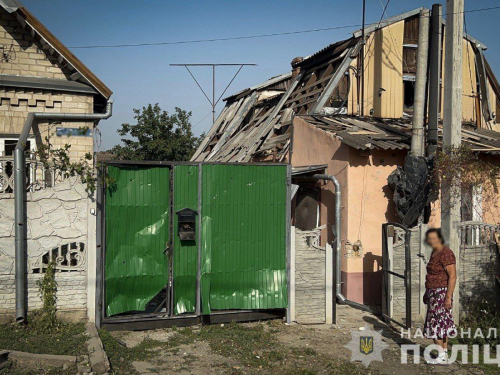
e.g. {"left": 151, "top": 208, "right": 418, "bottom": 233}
{"left": 201, "top": 164, "right": 288, "bottom": 313}
{"left": 105, "top": 166, "right": 170, "bottom": 317}
{"left": 173, "top": 165, "right": 198, "bottom": 315}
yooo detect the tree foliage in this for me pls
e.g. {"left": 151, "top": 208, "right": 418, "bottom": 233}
{"left": 433, "top": 145, "right": 500, "bottom": 222}
{"left": 110, "top": 104, "right": 203, "bottom": 161}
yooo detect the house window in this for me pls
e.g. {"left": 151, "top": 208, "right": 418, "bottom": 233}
{"left": 461, "top": 186, "right": 482, "bottom": 222}
{"left": 0, "top": 137, "right": 36, "bottom": 157}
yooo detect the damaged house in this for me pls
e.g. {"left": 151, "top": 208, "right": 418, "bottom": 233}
{"left": 192, "top": 6, "right": 500, "bottom": 312}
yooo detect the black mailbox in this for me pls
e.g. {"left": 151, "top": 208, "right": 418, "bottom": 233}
{"left": 176, "top": 208, "right": 197, "bottom": 241}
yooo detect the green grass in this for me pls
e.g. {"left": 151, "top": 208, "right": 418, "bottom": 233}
{"left": 100, "top": 322, "right": 376, "bottom": 375}
{"left": 0, "top": 361, "right": 78, "bottom": 375}
{"left": 99, "top": 327, "right": 196, "bottom": 374}
{"left": 0, "top": 316, "right": 87, "bottom": 357}
{"left": 196, "top": 322, "right": 368, "bottom": 374}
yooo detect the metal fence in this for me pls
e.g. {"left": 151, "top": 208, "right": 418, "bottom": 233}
{"left": 0, "top": 155, "right": 63, "bottom": 194}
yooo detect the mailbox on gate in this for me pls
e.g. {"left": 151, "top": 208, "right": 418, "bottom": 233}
{"left": 176, "top": 208, "right": 198, "bottom": 240}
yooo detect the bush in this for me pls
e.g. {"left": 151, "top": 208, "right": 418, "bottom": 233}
{"left": 458, "top": 300, "right": 500, "bottom": 348}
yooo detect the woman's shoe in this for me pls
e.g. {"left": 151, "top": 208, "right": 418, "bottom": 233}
{"left": 426, "top": 353, "right": 449, "bottom": 365}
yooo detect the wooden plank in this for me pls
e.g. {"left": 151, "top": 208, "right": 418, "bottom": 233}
{"left": 242, "top": 72, "right": 305, "bottom": 161}
{"left": 310, "top": 42, "right": 361, "bottom": 114}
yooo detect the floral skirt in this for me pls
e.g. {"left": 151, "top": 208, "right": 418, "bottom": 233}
{"left": 424, "top": 287, "right": 457, "bottom": 339}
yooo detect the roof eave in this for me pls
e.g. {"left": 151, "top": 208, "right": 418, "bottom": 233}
{"left": 11, "top": 6, "right": 113, "bottom": 100}
{"left": 352, "top": 7, "right": 488, "bottom": 50}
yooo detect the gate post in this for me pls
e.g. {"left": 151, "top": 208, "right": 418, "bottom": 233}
{"left": 325, "top": 242, "right": 333, "bottom": 324}
{"left": 288, "top": 227, "right": 296, "bottom": 323}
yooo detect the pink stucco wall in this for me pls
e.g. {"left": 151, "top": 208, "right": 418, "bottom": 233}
{"left": 344, "top": 148, "right": 405, "bottom": 305}
{"left": 291, "top": 117, "right": 349, "bottom": 252}
{"left": 291, "top": 117, "right": 406, "bottom": 305}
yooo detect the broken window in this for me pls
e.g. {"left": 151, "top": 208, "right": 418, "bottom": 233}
{"left": 403, "top": 80, "right": 415, "bottom": 113}
{"left": 403, "top": 16, "right": 419, "bottom": 74}
{"left": 327, "top": 74, "right": 349, "bottom": 110}
{"left": 295, "top": 187, "right": 320, "bottom": 231}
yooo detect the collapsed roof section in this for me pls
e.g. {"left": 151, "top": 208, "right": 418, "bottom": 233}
{"left": 192, "top": 37, "right": 362, "bottom": 162}
{"left": 300, "top": 115, "right": 500, "bottom": 155}
{"left": 193, "top": 7, "right": 498, "bottom": 163}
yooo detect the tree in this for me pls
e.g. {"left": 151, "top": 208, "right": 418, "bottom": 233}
{"left": 110, "top": 104, "right": 203, "bottom": 161}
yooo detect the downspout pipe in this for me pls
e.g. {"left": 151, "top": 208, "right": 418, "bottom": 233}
{"left": 294, "top": 173, "right": 380, "bottom": 315}
{"left": 14, "top": 100, "right": 113, "bottom": 323}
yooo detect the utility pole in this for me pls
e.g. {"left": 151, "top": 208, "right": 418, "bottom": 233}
{"left": 411, "top": 9, "right": 430, "bottom": 157}
{"left": 360, "top": 0, "right": 366, "bottom": 116}
{"left": 170, "top": 63, "right": 256, "bottom": 126}
{"left": 442, "top": 0, "right": 463, "bottom": 320}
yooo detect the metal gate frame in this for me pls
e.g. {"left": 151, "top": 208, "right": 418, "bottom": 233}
{"left": 95, "top": 161, "right": 291, "bottom": 329}
{"left": 381, "top": 223, "right": 412, "bottom": 329}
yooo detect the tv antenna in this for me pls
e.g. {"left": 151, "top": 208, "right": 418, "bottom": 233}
{"left": 170, "top": 63, "right": 256, "bottom": 125}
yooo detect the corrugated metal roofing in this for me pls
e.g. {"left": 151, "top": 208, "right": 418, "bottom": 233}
{"left": 292, "top": 165, "right": 328, "bottom": 175}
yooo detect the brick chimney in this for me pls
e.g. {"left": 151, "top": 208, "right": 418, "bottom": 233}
{"left": 291, "top": 57, "right": 304, "bottom": 80}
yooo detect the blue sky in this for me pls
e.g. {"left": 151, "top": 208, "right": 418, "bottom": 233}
{"left": 22, "top": 0, "right": 500, "bottom": 150}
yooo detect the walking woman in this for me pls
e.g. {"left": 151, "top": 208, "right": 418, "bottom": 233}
{"left": 423, "top": 228, "right": 458, "bottom": 365}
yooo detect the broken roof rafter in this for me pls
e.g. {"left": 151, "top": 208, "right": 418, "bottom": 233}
{"left": 194, "top": 6, "right": 496, "bottom": 162}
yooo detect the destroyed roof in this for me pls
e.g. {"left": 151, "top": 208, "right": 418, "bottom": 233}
{"left": 191, "top": 7, "right": 492, "bottom": 163}
{"left": 191, "top": 36, "right": 361, "bottom": 162}
{"left": 0, "top": 0, "right": 112, "bottom": 99}
{"left": 223, "top": 72, "right": 292, "bottom": 102}
{"left": 301, "top": 115, "right": 412, "bottom": 151}
{"left": 303, "top": 115, "right": 500, "bottom": 155}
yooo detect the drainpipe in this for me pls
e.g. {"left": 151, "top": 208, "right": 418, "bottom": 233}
{"left": 14, "top": 100, "right": 113, "bottom": 323}
{"left": 294, "top": 173, "right": 380, "bottom": 315}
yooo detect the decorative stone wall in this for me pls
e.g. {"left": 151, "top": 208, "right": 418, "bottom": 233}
{"left": 295, "top": 227, "right": 326, "bottom": 324}
{"left": 0, "top": 177, "right": 88, "bottom": 321}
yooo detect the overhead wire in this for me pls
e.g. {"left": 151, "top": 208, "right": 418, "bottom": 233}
{"left": 66, "top": 5, "right": 500, "bottom": 50}
{"left": 192, "top": 111, "right": 214, "bottom": 129}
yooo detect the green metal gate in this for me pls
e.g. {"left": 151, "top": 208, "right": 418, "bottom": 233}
{"left": 200, "top": 164, "right": 288, "bottom": 313}
{"left": 173, "top": 165, "right": 198, "bottom": 315}
{"left": 104, "top": 163, "right": 289, "bottom": 318}
{"left": 105, "top": 166, "right": 170, "bottom": 317}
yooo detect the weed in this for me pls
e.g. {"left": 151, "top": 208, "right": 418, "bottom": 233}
{"left": 99, "top": 327, "right": 195, "bottom": 374}
{"left": 0, "top": 317, "right": 87, "bottom": 356}
{"left": 456, "top": 300, "right": 500, "bottom": 348}
{"left": 33, "top": 261, "right": 59, "bottom": 333}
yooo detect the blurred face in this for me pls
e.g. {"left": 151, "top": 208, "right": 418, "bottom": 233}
{"left": 426, "top": 232, "right": 442, "bottom": 249}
